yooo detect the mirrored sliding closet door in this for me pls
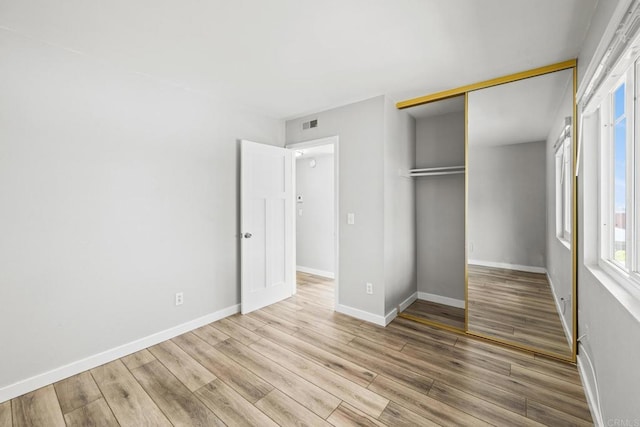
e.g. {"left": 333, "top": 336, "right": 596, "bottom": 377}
{"left": 395, "top": 60, "right": 577, "bottom": 362}
{"left": 466, "top": 68, "right": 575, "bottom": 359}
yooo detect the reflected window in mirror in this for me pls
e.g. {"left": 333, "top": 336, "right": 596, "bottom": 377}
{"left": 555, "top": 125, "right": 572, "bottom": 244}
{"left": 599, "top": 60, "right": 639, "bottom": 285}
{"left": 467, "top": 68, "right": 575, "bottom": 358}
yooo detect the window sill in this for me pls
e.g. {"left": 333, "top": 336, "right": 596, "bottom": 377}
{"left": 586, "top": 264, "right": 640, "bottom": 324}
{"left": 557, "top": 237, "right": 571, "bottom": 250}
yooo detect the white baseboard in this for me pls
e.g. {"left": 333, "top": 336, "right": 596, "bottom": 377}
{"left": 469, "top": 259, "right": 547, "bottom": 274}
{"left": 417, "top": 292, "right": 466, "bottom": 309}
{"left": 296, "top": 266, "right": 335, "bottom": 279}
{"left": 0, "top": 304, "right": 240, "bottom": 403}
{"left": 380, "top": 292, "right": 419, "bottom": 326}
{"left": 577, "top": 352, "right": 604, "bottom": 427}
{"left": 336, "top": 304, "right": 386, "bottom": 326}
{"left": 384, "top": 308, "right": 398, "bottom": 326}
{"left": 547, "top": 273, "right": 572, "bottom": 348}
{"left": 399, "top": 292, "right": 418, "bottom": 312}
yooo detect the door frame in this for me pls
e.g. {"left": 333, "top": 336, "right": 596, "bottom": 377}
{"left": 286, "top": 136, "right": 340, "bottom": 310}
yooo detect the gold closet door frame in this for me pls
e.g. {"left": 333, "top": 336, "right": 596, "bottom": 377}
{"left": 397, "top": 59, "right": 578, "bottom": 364}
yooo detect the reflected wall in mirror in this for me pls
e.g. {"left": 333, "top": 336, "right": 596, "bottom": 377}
{"left": 467, "top": 69, "right": 574, "bottom": 358}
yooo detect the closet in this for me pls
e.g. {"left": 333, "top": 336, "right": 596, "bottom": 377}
{"left": 401, "top": 96, "right": 466, "bottom": 331}
{"left": 396, "top": 60, "right": 578, "bottom": 362}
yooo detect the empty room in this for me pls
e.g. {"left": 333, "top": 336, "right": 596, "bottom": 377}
{"left": 1, "top": 1, "right": 639, "bottom": 426}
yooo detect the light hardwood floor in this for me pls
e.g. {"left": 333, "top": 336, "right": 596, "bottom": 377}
{"left": 2, "top": 272, "right": 592, "bottom": 426}
{"left": 403, "top": 299, "right": 466, "bottom": 330}
{"left": 468, "top": 265, "right": 572, "bottom": 358}
{"left": 404, "top": 266, "right": 572, "bottom": 358}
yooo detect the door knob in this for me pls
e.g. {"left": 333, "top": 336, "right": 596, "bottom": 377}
{"left": 243, "top": 232, "right": 252, "bottom": 239}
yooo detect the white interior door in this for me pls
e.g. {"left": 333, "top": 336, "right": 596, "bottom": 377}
{"left": 241, "top": 140, "right": 295, "bottom": 314}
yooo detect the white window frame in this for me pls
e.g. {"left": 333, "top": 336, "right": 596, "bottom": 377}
{"left": 598, "top": 63, "right": 640, "bottom": 288}
{"left": 555, "top": 131, "right": 572, "bottom": 244}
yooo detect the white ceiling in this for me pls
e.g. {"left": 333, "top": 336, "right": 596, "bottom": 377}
{"left": 0, "top": 1, "right": 597, "bottom": 119}
{"left": 468, "top": 68, "right": 573, "bottom": 147}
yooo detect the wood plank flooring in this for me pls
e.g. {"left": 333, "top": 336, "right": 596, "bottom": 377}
{"left": 468, "top": 265, "right": 573, "bottom": 358}
{"left": 405, "top": 266, "right": 572, "bottom": 358}
{"left": 403, "top": 299, "right": 466, "bottom": 330}
{"left": 2, "top": 271, "right": 592, "bottom": 426}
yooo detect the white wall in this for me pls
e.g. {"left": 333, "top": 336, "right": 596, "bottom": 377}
{"left": 579, "top": 110, "right": 640, "bottom": 424}
{"left": 577, "top": 0, "right": 640, "bottom": 423}
{"left": 286, "top": 95, "right": 417, "bottom": 322}
{"left": 295, "top": 154, "right": 335, "bottom": 275}
{"left": 415, "top": 111, "right": 465, "bottom": 301}
{"left": 468, "top": 141, "right": 547, "bottom": 269}
{"left": 286, "top": 97, "right": 386, "bottom": 318}
{"left": 545, "top": 80, "right": 573, "bottom": 338}
{"left": 0, "top": 28, "right": 283, "bottom": 392}
{"left": 383, "top": 98, "right": 416, "bottom": 314}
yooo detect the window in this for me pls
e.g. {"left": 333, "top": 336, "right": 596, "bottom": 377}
{"left": 599, "top": 62, "right": 638, "bottom": 284}
{"left": 555, "top": 124, "right": 572, "bottom": 244}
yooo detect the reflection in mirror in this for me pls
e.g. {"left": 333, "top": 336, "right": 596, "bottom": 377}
{"left": 467, "top": 69, "right": 573, "bottom": 358}
{"left": 401, "top": 96, "right": 466, "bottom": 331}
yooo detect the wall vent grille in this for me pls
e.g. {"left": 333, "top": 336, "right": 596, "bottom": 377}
{"left": 302, "top": 119, "right": 318, "bottom": 130}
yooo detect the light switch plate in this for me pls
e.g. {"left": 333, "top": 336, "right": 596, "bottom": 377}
{"left": 347, "top": 213, "right": 355, "bottom": 225}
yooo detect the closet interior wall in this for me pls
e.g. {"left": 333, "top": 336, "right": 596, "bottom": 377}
{"left": 415, "top": 111, "right": 466, "bottom": 305}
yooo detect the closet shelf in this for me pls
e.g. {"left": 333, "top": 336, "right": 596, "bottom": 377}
{"left": 403, "top": 165, "right": 465, "bottom": 177}
{"left": 411, "top": 170, "right": 465, "bottom": 177}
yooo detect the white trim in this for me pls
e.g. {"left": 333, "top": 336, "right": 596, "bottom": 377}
{"left": 398, "top": 292, "right": 418, "bottom": 313}
{"left": 546, "top": 273, "right": 572, "bottom": 348}
{"left": 579, "top": 0, "right": 637, "bottom": 111}
{"left": 417, "top": 292, "right": 466, "bottom": 309}
{"left": 384, "top": 308, "right": 398, "bottom": 326}
{"left": 0, "top": 304, "right": 239, "bottom": 403}
{"left": 587, "top": 265, "right": 640, "bottom": 324}
{"left": 296, "top": 266, "right": 335, "bottom": 279}
{"left": 286, "top": 136, "right": 337, "bottom": 151}
{"left": 468, "top": 259, "right": 547, "bottom": 274}
{"left": 292, "top": 155, "right": 297, "bottom": 296}
{"left": 556, "top": 237, "right": 571, "bottom": 251}
{"left": 577, "top": 352, "right": 605, "bottom": 427}
{"left": 335, "top": 304, "right": 386, "bottom": 326}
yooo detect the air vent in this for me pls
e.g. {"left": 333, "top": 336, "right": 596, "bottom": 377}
{"left": 302, "top": 119, "right": 318, "bottom": 130}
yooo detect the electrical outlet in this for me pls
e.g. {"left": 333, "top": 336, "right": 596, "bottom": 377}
{"left": 175, "top": 292, "right": 184, "bottom": 306}
{"left": 366, "top": 283, "right": 373, "bottom": 295}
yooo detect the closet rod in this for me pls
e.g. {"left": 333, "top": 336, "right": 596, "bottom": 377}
{"left": 410, "top": 165, "right": 465, "bottom": 173}
{"left": 411, "top": 170, "right": 465, "bottom": 177}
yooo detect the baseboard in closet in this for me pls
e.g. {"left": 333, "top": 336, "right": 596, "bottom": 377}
{"left": 417, "top": 292, "right": 465, "bottom": 309}
{"left": 468, "top": 259, "right": 547, "bottom": 274}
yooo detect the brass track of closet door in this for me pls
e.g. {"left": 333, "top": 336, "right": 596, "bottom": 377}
{"left": 396, "top": 59, "right": 577, "bottom": 110}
